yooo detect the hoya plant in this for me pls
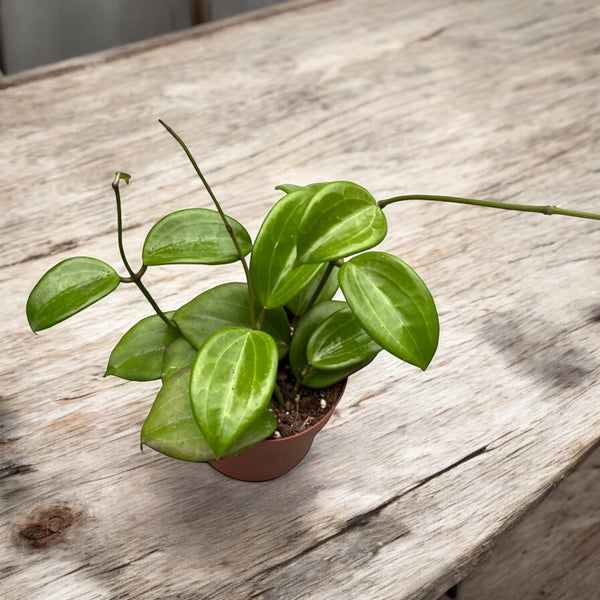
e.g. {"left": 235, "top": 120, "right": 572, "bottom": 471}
{"left": 26, "top": 122, "right": 600, "bottom": 464}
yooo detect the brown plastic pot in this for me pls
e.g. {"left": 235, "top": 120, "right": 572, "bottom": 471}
{"left": 209, "top": 380, "right": 346, "bottom": 482}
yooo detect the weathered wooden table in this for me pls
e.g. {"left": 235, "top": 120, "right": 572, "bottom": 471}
{"left": 1, "top": 1, "right": 599, "bottom": 598}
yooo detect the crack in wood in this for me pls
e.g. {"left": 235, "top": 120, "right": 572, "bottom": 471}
{"left": 97, "top": 548, "right": 162, "bottom": 575}
{"left": 0, "top": 564, "right": 20, "bottom": 580}
{"left": 8, "top": 240, "right": 80, "bottom": 269}
{"left": 251, "top": 444, "right": 490, "bottom": 596}
{"left": 341, "top": 444, "right": 491, "bottom": 533}
{"left": 417, "top": 27, "right": 447, "bottom": 43}
{"left": 0, "top": 462, "right": 35, "bottom": 479}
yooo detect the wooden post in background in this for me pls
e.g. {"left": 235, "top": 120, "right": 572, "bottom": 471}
{"left": 189, "top": 0, "right": 211, "bottom": 24}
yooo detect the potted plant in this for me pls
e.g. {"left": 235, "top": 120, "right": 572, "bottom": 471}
{"left": 26, "top": 121, "right": 600, "bottom": 481}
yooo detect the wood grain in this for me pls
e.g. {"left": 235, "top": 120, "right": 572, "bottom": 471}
{"left": 1, "top": 1, "right": 599, "bottom": 599}
{"left": 459, "top": 446, "right": 600, "bottom": 600}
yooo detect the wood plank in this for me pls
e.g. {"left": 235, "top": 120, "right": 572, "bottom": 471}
{"left": 459, "top": 446, "right": 600, "bottom": 600}
{"left": 1, "top": 0, "right": 599, "bottom": 598}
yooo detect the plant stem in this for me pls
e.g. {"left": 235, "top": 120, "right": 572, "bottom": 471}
{"left": 119, "top": 264, "right": 147, "bottom": 283}
{"left": 112, "top": 172, "right": 177, "bottom": 331}
{"left": 304, "top": 261, "right": 336, "bottom": 315}
{"left": 158, "top": 119, "right": 258, "bottom": 328}
{"left": 273, "top": 383, "right": 286, "bottom": 408}
{"left": 378, "top": 194, "right": 600, "bottom": 220}
{"left": 256, "top": 306, "right": 267, "bottom": 330}
{"left": 290, "top": 364, "right": 312, "bottom": 400}
{"left": 112, "top": 172, "right": 135, "bottom": 277}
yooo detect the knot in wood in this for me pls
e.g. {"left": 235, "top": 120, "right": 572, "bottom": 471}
{"left": 16, "top": 504, "right": 77, "bottom": 548}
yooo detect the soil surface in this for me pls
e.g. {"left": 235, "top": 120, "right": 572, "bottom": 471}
{"left": 268, "top": 362, "right": 345, "bottom": 438}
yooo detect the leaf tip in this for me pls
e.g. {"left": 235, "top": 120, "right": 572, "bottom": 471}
{"left": 418, "top": 359, "right": 431, "bottom": 372}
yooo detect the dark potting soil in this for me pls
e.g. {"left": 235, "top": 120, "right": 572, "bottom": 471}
{"left": 268, "top": 362, "right": 345, "bottom": 438}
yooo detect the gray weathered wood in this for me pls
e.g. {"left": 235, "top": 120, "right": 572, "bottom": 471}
{"left": 1, "top": 1, "right": 599, "bottom": 599}
{"left": 459, "top": 446, "right": 600, "bottom": 600}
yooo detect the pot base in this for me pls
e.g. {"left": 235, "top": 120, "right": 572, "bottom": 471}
{"left": 209, "top": 440, "right": 313, "bottom": 481}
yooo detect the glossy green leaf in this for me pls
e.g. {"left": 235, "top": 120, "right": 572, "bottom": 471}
{"left": 142, "top": 208, "right": 252, "bottom": 265}
{"left": 105, "top": 313, "right": 179, "bottom": 381}
{"left": 141, "top": 366, "right": 277, "bottom": 462}
{"left": 307, "top": 355, "right": 376, "bottom": 388}
{"left": 26, "top": 257, "right": 120, "bottom": 332}
{"left": 289, "top": 300, "right": 365, "bottom": 387}
{"left": 296, "top": 181, "right": 387, "bottom": 264}
{"left": 286, "top": 262, "right": 339, "bottom": 316}
{"left": 141, "top": 367, "right": 215, "bottom": 462}
{"left": 161, "top": 337, "right": 198, "bottom": 381}
{"left": 221, "top": 409, "right": 278, "bottom": 458}
{"left": 307, "top": 305, "right": 381, "bottom": 370}
{"left": 189, "top": 327, "right": 278, "bottom": 459}
{"left": 289, "top": 301, "right": 345, "bottom": 375}
{"left": 173, "top": 282, "right": 290, "bottom": 358}
{"left": 250, "top": 188, "right": 324, "bottom": 308}
{"left": 339, "top": 252, "right": 439, "bottom": 370}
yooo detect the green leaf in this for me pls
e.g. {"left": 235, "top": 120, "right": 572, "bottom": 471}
{"left": 161, "top": 337, "right": 198, "bottom": 381}
{"left": 288, "top": 301, "right": 369, "bottom": 387}
{"left": 296, "top": 181, "right": 387, "bottom": 264}
{"left": 339, "top": 252, "right": 439, "bottom": 370}
{"left": 305, "top": 355, "right": 375, "bottom": 388}
{"left": 141, "top": 367, "right": 277, "bottom": 462}
{"left": 222, "top": 409, "right": 278, "bottom": 458}
{"left": 289, "top": 301, "right": 346, "bottom": 375}
{"left": 141, "top": 367, "right": 215, "bottom": 462}
{"left": 286, "top": 262, "right": 339, "bottom": 316}
{"left": 174, "top": 282, "right": 290, "bottom": 358}
{"left": 307, "top": 305, "right": 381, "bottom": 370}
{"left": 105, "top": 313, "right": 179, "bottom": 381}
{"left": 142, "top": 208, "right": 252, "bottom": 266}
{"left": 26, "top": 257, "right": 120, "bottom": 332}
{"left": 189, "top": 327, "right": 278, "bottom": 459}
{"left": 250, "top": 188, "right": 324, "bottom": 308}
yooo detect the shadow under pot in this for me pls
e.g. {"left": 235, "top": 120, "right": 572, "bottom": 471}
{"left": 209, "top": 379, "right": 346, "bottom": 482}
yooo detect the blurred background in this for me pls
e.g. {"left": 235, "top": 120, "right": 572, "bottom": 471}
{"left": 0, "top": 0, "right": 288, "bottom": 75}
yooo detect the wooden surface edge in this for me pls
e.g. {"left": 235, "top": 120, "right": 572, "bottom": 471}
{"left": 444, "top": 436, "right": 600, "bottom": 595}
{"left": 459, "top": 445, "right": 600, "bottom": 599}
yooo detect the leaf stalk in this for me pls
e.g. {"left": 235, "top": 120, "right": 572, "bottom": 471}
{"left": 290, "top": 363, "right": 312, "bottom": 399}
{"left": 273, "top": 383, "right": 286, "bottom": 408}
{"left": 378, "top": 194, "right": 600, "bottom": 220}
{"left": 304, "top": 261, "right": 336, "bottom": 316}
{"left": 112, "top": 172, "right": 177, "bottom": 331}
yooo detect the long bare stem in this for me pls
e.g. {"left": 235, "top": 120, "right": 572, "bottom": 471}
{"left": 378, "top": 194, "right": 600, "bottom": 220}
{"left": 158, "top": 119, "right": 258, "bottom": 328}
